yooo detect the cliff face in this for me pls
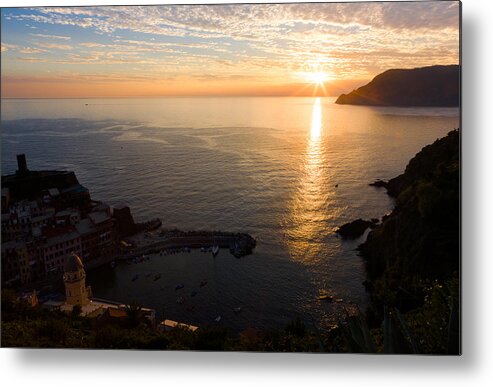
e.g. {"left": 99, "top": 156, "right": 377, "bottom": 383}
{"left": 359, "top": 129, "right": 459, "bottom": 292}
{"left": 335, "top": 65, "right": 460, "bottom": 107}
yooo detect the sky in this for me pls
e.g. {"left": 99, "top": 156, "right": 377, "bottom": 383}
{"left": 0, "top": 1, "right": 460, "bottom": 98}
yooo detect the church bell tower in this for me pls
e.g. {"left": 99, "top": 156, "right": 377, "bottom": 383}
{"left": 63, "top": 254, "right": 91, "bottom": 306}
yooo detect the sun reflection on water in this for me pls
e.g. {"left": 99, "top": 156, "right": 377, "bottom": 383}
{"left": 283, "top": 98, "right": 337, "bottom": 264}
{"left": 310, "top": 98, "right": 322, "bottom": 140}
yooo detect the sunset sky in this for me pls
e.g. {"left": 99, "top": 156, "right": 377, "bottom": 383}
{"left": 0, "top": 1, "right": 460, "bottom": 98}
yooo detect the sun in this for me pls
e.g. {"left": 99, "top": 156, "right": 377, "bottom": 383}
{"left": 294, "top": 64, "right": 331, "bottom": 96}
{"left": 306, "top": 71, "right": 328, "bottom": 85}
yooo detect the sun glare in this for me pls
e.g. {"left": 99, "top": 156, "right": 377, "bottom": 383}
{"left": 306, "top": 71, "right": 328, "bottom": 85}
{"left": 295, "top": 64, "right": 331, "bottom": 96}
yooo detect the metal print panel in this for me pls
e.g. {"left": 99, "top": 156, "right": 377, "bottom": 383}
{"left": 0, "top": 0, "right": 461, "bottom": 354}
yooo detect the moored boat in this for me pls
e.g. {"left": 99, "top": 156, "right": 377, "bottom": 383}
{"left": 212, "top": 245, "right": 219, "bottom": 257}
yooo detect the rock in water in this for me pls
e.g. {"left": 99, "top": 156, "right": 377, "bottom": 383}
{"left": 336, "top": 219, "right": 373, "bottom": 239}
{"left": 369, "top": 179, "right": 388, "bottom": 188}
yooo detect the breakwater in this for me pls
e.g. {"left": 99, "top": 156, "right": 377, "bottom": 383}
{"left": 119, "top": 231, "right": 256, "bottom": 261}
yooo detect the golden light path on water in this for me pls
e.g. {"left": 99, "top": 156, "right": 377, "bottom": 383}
{"left": 285, "top": 98, "right": 339, "bottom": 264}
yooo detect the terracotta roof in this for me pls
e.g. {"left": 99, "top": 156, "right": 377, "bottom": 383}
{"left": 106, "top": 308, "right": 128, "bottom": 318}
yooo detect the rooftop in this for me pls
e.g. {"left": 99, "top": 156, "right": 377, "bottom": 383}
{"left": 160, "top": 319, "right": 199, "bottom": 332}
{"left": 75, "top": 218, "right": 94, "bottom": 235}
{"left": 88, "top": 211, "right": 111, "bottom": 225}
{"left": 61, "top": 184, "right": 89, "bottom": 195}
{"left": 44, "top": 228, "right": 80, "bottom": 247}
{"left": 47, "top": 188, "right": 60, "bottom": 197}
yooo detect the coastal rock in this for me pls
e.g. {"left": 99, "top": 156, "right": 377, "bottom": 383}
{"left": 369, "top": 179, "right": 388, "bottom": 189}
{"left": 336, "top": 219, "right": 373, "bottom": 239}
{"left": 335, "top": 65, "right": 460, "bottom": 107}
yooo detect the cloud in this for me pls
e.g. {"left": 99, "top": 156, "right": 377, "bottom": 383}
{"left": 36, "top": 42, "right": 73, "bottom": 50}
{"left": 1, "top": 43, "right": 18, "bottom": 52}
{"left": 3, "top": 2, "right": 460, "bottom": 95}
{"left": 29, "top": 33, "right": 71, "bottom": 40}
{"left": 19, "top": 47, "right": 48, "bottom": 54}
{"left": 14, "top": 3, "right": 459, "bottom": 40}
{"left": 15, "top": 57, "right": 47, "bottom": 62}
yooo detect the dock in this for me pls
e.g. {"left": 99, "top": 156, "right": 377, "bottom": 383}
{"left": 117, "top": 231, "right": 256, "bottom": 261}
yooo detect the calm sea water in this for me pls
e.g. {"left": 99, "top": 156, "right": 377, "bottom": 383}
{"left": 1, "top": 97, "right": 459, "bottom": 331}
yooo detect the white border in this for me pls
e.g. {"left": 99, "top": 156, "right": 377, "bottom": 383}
{"left": 2, "top": 0, "right": 493, "bottom": 386}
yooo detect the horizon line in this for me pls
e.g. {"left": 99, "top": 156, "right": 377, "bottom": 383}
{"left": 0, "top": 95, "right": 340, "bottom": 100}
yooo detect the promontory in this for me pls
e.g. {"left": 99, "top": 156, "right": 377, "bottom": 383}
{"left": 335, "top": 65, "right": 460, "bottom": 107}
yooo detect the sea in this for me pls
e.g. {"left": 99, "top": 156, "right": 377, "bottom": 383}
{"left": 1, "top": 96, "right": 460, "bottom": 332}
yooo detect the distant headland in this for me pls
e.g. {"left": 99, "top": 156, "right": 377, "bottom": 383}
{"left": 335, "top": 65, "right": 460, "bottom": 107}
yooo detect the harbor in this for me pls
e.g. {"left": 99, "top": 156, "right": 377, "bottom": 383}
{"left": 119, "top": 229, "right": 257, "bottom": 262}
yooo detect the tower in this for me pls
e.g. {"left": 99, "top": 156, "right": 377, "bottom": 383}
{"left": 63, "top": 253, "right": 91, "bottom": 306}
{"left": 16, "top": 154, "right": 29, "bottom": 175}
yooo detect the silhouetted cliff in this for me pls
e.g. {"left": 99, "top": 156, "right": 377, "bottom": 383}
{"left": 360, "top": 129, "right": 459, "bottom": 286}
{"left": 336, "top": 65, "right": 460, "bottom": 107}
{"left": 358, "top": 130, "right": 460, "bottom": 354}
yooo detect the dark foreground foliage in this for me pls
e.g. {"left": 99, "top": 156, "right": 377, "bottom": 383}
{"left": 1, "top": 278, "right": 458, "bottom": 353}
{"left": 1, "top": 290, "right": 347, "bottom": 351}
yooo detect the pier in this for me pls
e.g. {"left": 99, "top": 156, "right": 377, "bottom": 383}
{"left": 117, "top": 230, "right": 257, "bottom": 261}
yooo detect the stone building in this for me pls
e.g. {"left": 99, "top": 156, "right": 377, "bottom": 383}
{"left": 62, "top": 254, "right": 92, "bottom": 306}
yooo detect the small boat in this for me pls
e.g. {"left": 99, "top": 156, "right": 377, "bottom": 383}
{"left": 145, "top": 272, "right": 152, "bottom": 278}
{"left": 215, "top": 315, "right": 222, "bottom": 323}
{"left": 191, "top": 289, "right": 198, "bottom": 297}
{"left": 153, "top": 274, "right": 161, "bottom": 281}
{"left": 131, "top": 274, "right": 139, "bottom": 282}
{"left": 212, "top": 245, "right": 219, "bottom": 257}
{"left": 176, "top": 296, "right": 184, "bottom": 304}
{"left": 234, "top": 306, "right": 242, "bottom": 314}
{"left": 199, "top": 280, "right": 208, "bottom": 288}
{"left": 175, "top": 283, "right": 185, "bottom": 290}
{"left": 335, "top": 298, "right": 344, "bottom": 303}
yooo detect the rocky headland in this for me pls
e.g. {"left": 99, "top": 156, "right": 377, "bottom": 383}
{"left": 335, "top": 65, "right": 460, "bottom": 107}
{"left": 356, "top": 129, "right": 460, "bottom": 353}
